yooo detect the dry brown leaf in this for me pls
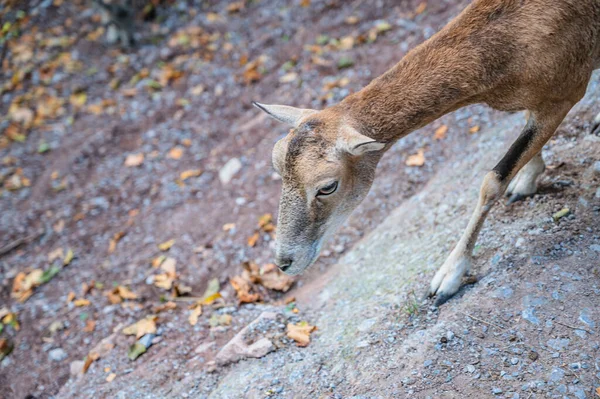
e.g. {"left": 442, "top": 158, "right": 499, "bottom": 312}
{"left": 154, "top": 257, "right": 177, "bottom": 290}
{"left": 67, "top": 291, "right": 76, "bottom": 302}
{"left": 595, "top": 387, "right": 600, "bottom": 397}
{"left": 188, "top": 304, "right": 202, "bottom": 326}
{"left": 286, "top": 322, "right": 316, "bottom": 347}
{"left": 179, "top": 169, "right": 203, "bottom": 181}
{"left": 230, "top": 275, "right": 261, "bottom": 303}
{"left": 153, "top": 301, "right": 177, "bottom": 313}
{"left": 168, "top": 146, "right": 184, "bottom": 160}
{"left": 158, "top": 239, "right": 175, "bottom": 251}
{"left": 405, "top": 149, "right": 426, "bottom": 167}
{"left": 83, "top": 320, "right": 96, "bottom": 332}
{"left": 74, "top": 298, "right": 90, "bottom": 307}
{"left": 258, "top": 263, "right": 294, "bottom": 292}
{"left": 151, "top": 255, "right": 166, "bottom": 268}
{"left": 106, "top": 373, "right": 116, "bottom": 382}
{"left": 414, "top": 2, "right": 427, "bottom": 15}
{"left": 124, "top": 153, "right": 144, "bottom": 167}
{"left": 247, "top": 232, "right": 259, "bottom": 247}
{"left": 222, "top": 223, "right": 235, "bottom": 231}
{"left": 82, "top": 351, "right": 100, "bottom": 374}
{"left": 434, "top": 125, "right": 448, "bottom": 140}
{"left": 469, "top": 125, "right": 480, "bottom": 134}
{"left": 227, "top": 1, "right": 244, "bottom": 12}
{"left": 108, "top": 231, "right": 125, "bottom": 254}
{"left": 48, "top": 247, "right": 64, "bottom": 262}
{"left": 122, "top": 316, "right": 158, "bottom": 339}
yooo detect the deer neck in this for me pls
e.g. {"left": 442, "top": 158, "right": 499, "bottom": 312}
{"left": 339, "top": 37, "right": 480, "bottom": 145}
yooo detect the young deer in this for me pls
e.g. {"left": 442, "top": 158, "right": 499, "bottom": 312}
{"left": 254, "top": 0, "right": 600, "bottom": 306}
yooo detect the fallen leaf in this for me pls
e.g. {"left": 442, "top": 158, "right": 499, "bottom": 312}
{"left": 434, "top": 125, "right": 448, "bottom": 140}
{"left": 63, "top": 248, "right": 74, "bottom": 266}
{"left": 405, "top": 149, "right": 425, "bottom": 167}
{"left": 209, "top": 313, "right": 232, "bottom": 327}
{"left": 230, "top": 275, "right": 260, "bottom": 303}
{"left": 82, "top": 352, "right": 99, "bottom": 373}
{"left": 153, "top": 301, "right": 176, "bottom": 313}
{"left": 158, "top": 239, "right": 175, "bottom": 251}
{"left": 188, "top": 304, "right": 202, "bottom": 326}
{"left": 127, "top": 342, "right": 146, "bottom": 361}
{"left": 222, "top": 223, "right": 235, "bottom": 231}
{"left": 414, "top": 2, "right": 427, "bottom": 15}
{"left": 300, "top": 0, "right": 311, "bottom": 7}
{"left": 469, "top": 125, "right": 480, "bottom": 134}
{"left": 48, "top": 247, "right": 64, "bottom": 262}
{"left": 190, "top": 85, "right": 204, "bottom": 96}
{"left": 227, "top": 1, "right": 244, "bottom": 12}
{"left": 108, "top": 231, "right": 125, "bottom": 254}
{"left": 247, "top": 232, "right": 259, "bottom": 247}
{"left": 83, "top": 320, "right": 96, "bottom": 332}
{"left": 124, "top": 153, "right": 144, "bottom": 167}
{"left": 258, "top": 263, "right": 294, "bottom": 292}
{"left": 168, "top": 146, "right": 184, "bottom": 160}
{"left": 74, "top": 298, "right": 90, "bottom": 307}
{"left": 595, "top": 387, "right": 599, "bottom": 397}
{"left": 151, "top": 255, "right": 166, "bottom": 268}
{"left": 122, "top": 316, "right": 158, "bottom": 339}
{"left": 179, "top": 169, "right": 202, "bottom": 181}
{"left": 286, "top": 322, "right": 316, "bottom": 347}
{"left": 106, "top": 373, "right": 116, "bottom": 382}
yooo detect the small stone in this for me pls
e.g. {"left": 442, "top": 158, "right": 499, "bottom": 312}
{"left": 219, "top": 158, "right": 242, "bottom": 184}
{"left": 466, "top": 365, "right": 476, "bottom": 373}
{"left": 589, "top": 244, "right": 600, "bottom": 253}
{"left": 528, "top": 351, "right": 539, "bottom": 361}
{"left": 549, "top": 367, "right": 565, "bottom": 382}
{"left": 138, "top": 333, "right": 155, "bottom": 349}
{"left": 49, "top": 348, "right": 68, "bottom": 362}
{"left": 593, "top": 161, "right": 600, "bottom": 174}
{"left": 70, "top": 360, "right": 85, "bottom": 376}
{"left": 492, "top": 387, "right": 503, "bottom": 395}
{"left": 510, "top": 358, "right": 519, "bottom": 365}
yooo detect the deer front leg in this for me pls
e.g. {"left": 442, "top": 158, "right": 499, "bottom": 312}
{"left": 429, "top": 102, "right": 574, "bottom": 306}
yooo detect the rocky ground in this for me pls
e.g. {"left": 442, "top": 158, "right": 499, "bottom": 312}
{"left": 1, "top": 0, "right": 599, "bottom": 398}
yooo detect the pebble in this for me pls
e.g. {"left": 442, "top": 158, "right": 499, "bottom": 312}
{"left": 492, "top": 387, "right": 503, "bottom": 395}
{"left": 49, "top": 348, "right": 68, "bottom": 362}
{"left": 593, "top": 161, "right": 600, "bottom": 174}
{"left": 219, "top": 158, "right": 242, "bottom": 184}
{"left": 589, "top": 244, "right": 600, "bottom": 253}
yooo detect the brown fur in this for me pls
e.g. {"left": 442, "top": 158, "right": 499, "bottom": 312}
{"left": 255, "top": 0, "right": 600, "bottom": 303}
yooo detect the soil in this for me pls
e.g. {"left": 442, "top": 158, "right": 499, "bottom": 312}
{"left": 1, "top": 1, "right": 599, "bottom": 398}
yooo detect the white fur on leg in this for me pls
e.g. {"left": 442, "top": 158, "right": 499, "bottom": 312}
{"left": 506, "top": 153, "right": 545, "bottom": 199}
{"left": 430, "top": 250, "right": 472, "bottom": 304}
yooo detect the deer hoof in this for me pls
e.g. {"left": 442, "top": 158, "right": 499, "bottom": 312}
{"left": 429, "top": 255, "right": 471, "bottom": 307}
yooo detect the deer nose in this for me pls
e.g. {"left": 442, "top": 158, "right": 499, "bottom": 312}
{"left": 276, "top": 256, "right": 293, "bottom": 272}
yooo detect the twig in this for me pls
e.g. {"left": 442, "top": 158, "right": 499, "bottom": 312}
{"left": 460, "top": 312, "right": 506, "bottom": 331}
{"left": 0, "top": 230, "right": 42, "bottom": 257}
{"left": 555, "top": 320, "right": 594, "bottom": 335}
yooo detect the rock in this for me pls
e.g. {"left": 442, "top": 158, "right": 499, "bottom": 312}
{"left": 593, "top": 161, "right": 600, "bottom": 174}
{"left": 70, "top": 360, "right": 85, "bottom": 376}
{"left": 195, "top": 341, "right": 216, "bottom": 354}
{"left": 579, "top": 308, "right": 596, "bottom": 328}
{"left": 215, "top": 312, "right": 278, "bottom": 366}
{"left": 492, "top": 387, "right": 503, "bottom": 395}
{"left": 589, "top": 244, "right": 600, "bottom": 253}
{"left": 49, "top": 348, "right": 68, "bottom": 362}
{"left": 219, "top": 158, "right": 242, "bottom": 184}
{"left": 549, "top": 367, "right": 565, "bottom": 382}
{"left": 547, "top": 338, "right": 570, "bottom": 351}
{"left": 595, "top": 187, "right": 600, "bottom": 198}
{"left": 138, "top": 333, "right": 155, "bottom": 349}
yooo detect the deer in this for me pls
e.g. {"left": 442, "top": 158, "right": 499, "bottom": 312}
{"left": 254, "top": 0, "right": 600, "bottom": 306}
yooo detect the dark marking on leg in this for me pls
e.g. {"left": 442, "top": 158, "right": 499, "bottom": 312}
{"left": 493, "top": 119, "right": 537, "bottom": 181}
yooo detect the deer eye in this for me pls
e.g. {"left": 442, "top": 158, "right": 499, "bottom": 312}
{"left": 317, "top": 181, "right": 338, "bottom": 196}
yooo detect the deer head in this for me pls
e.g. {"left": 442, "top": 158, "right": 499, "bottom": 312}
{"left": 254, "top": 102, "right": 386, "bottom": 275}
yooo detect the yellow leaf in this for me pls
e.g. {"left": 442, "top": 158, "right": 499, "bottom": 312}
{"left": 124, "top": 153, "right": 144, "bottom": 167}
{"left": 179, "top": 169, "right": 202, "bottom": 181}
{"left": 69, "top": 92, "right": 87, "bottom": 108}
{"left": 74, "top": 298, "right": 90, "bottom": 307}
{"left": 405, "top": 149, "right": 426, "bottom": 167}
{"left": 286, "top": 322, "right": 316, "bottom": 347}
{"left": 151, "top": 255, "right": 166, "bottom": 268}
{"left": 434, "top": 125, "right": 448, "bottom": 140}
{"left": 188, "top": 305, "right": 202, "bottom": 326}
{"left": 63, "top": 248, "right": 74, "bottom": 266}
{"left": 106, "top": 373, "right": 116, "bottom": 382}
{"left": 122, "top": 316, "right": 158, "bottom": 339}
{"left": 158, "top": 239, "right": 175, "bottom": 251}
{"left": 469, "top": 125, "right": 480, "bottom": 134}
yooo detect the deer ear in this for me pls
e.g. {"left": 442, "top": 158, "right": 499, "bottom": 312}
{"left": 253, "top": 102, "right": 317, "bottom": 127}
{"left": 339, "top": 125, "right": 385, "bottom": 156}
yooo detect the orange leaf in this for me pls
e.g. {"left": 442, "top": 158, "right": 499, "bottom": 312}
{"left": 434, "top": 125, "right": 448, "bottom": 140}
{"left": 286, "top": 322, "right": 316, "bottom": 347}
{"left": 188, "top": 305, "right": 202, "bottom": 326}
{"left": 405, "top": 149, "right": 426, "bottom": 167}
{"left": 469, "top": 125, "right": 480, "bottom": 134}
{"left": 168, "top": 146, "right": 184, "bottom": 160}
{"left": 414, "top": 2, "right": 427, "bottom": 15}
{"left": 247, "top": 232, "right": 259, "bottom": 247}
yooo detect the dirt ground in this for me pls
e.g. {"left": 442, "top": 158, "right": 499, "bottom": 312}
{"left": 1, "top": 0, "right": 599, "bottom": 398}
